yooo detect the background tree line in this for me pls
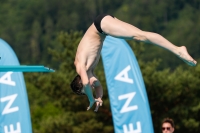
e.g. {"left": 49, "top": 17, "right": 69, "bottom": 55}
{"left": 0, "top": 0, "right": 199, "bottom": 133}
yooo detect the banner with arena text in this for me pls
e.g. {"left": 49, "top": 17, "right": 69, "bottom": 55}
{"left": 0, "top": 39, "right": 32, "bottom": 133}
{"left": 101, "top": 36, "right": 154, "bottom": 133}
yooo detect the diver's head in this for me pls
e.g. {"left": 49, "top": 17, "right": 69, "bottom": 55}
{"left": 70, "top": 75, "right": 85, "bottom": 95}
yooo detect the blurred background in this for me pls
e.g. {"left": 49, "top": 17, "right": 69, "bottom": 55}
{"left": 0, "top": 0, "right": 199, "bottom": 132}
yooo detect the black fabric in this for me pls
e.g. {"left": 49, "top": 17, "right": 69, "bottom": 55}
{"left": 94, "top": 14, "right": 114, "bottom": 35}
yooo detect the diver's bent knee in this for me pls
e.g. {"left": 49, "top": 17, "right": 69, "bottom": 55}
{"left": 134, "top": 33, "right": 147, "bottom": 41}
{"left": 134, "top": 36, "right": 147, "bottom": 41}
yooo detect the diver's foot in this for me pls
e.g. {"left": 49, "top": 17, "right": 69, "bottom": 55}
{"left": 176, "top": 46, "right": 197, "bottom": 66}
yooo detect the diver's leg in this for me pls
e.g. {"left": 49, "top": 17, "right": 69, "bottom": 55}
{"left": 100, "top": 16, "right": 197, "bottom": 66}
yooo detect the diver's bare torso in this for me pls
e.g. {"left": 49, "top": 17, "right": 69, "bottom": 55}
{"left": 75, "top": 23, "right": 106, "bottom": 71}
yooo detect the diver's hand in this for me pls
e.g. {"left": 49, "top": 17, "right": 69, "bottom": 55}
{"left": 87, "top": 98, "right": 103, "bottom": 111}
{"left": 94, "top": 98, "right": 103, "bottom": 112}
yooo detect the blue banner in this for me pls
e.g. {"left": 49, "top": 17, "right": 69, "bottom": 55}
{"left": 101, "top": 36, "right": 154, "bottom": 133}
{"left": 0, "top": 39, "right": 32, "bottom": 133}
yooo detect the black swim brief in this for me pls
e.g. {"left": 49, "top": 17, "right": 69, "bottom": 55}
{"left": 94, "top": 14, "right": 114, "bottom": 35}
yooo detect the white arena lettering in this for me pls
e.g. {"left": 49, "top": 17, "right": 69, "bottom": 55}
{"left": 4, "top": 122, "right": 21, "bottom": 133}
{"left": 0, "top": 72, "right": 16, "bottom": 86}
{"left": 123, "top": 122, "right": 142, "bottom": 133}
{"left": 118, "top": 92, "right": 138, "bottom": 113}
{"left": 115, "top": 65, "right": 134, "bottom": 84}
{"left": 0, "top": 94, "right": 19, "bottom": 115}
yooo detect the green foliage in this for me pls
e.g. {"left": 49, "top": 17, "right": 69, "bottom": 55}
{"left": 141, "top": 61, "right": 200, "bottom": 133}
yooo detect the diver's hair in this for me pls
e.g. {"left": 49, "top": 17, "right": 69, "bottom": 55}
{"left": 162, "top": 118, "right": 175, "bottom": 128}
{"left": 70, "top": 75, "right": 85, "bottom": 95}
